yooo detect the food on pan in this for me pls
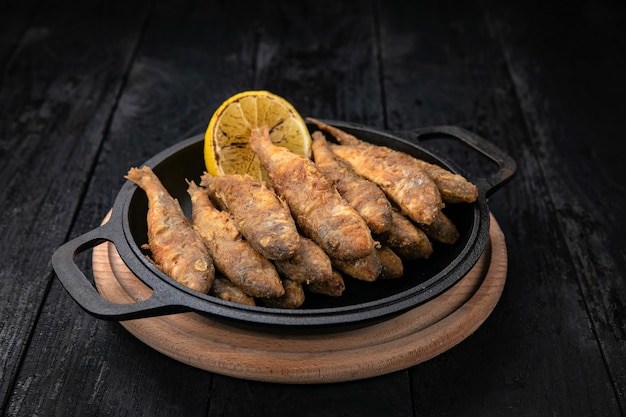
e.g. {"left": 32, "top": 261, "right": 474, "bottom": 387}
{"left": 311, "top": 131, "right": 392, "bottom": 234}
{"left": 377, "top": 246, "right": 404, "bottom": 280}
{"left": 412, "top": 158, "right": 478, "bottom": 204}
{"left": 418, "top": 210, "right": 460, "bottom": 245}
{"left": 378, "top": 208, "right": 434, "bottom": 260}
{"left": 331, "top": 245, "right": 403, "bottom": 282}
{"left": 306, "top": 270, "right": 346, "bottom": 297}
{"left": 258, "top": 278, "right": 305, "bottom": 309}
{"left": 249, "top": 125, "right": 376, "bottom": 262}
{"left": 200, "top": 172, "right": 300, "bottom": 261}
{"left": 210, "top": 276, "right": 256, "bottom": 306}
{"left": 187, "top": 180, "right": 284, "bottom": 299}
{"left": 272, "top": 235, "right": 334, "bottom": 287}
{"left": 308, "top": 117, "right": 444, "bottom": 226}
{"left": 124, "top": 166, "right": 215, "bottom": 294}
{"left": 331, "top": 249, "right": 382, "bottom": 282}
{"left": 125, "top": 92, "right": 480, "bottom": 309}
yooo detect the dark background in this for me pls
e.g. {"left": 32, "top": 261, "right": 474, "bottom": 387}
{"left": 1, "top": 0, "right": 625, "bottom": 416}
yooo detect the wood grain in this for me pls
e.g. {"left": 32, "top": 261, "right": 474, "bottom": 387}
{"left": 0, "top": 0, "right": 154, "bottom": 405}
{"left": 92, "top": 213, "right": 506, "bottom": 383}
{"left": 3, "top": 0, "right": 625, "bottom": 415}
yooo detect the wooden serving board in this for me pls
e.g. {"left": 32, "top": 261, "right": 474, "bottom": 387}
{"left": 92, "top": 213, "right": 507, "bottom": 384}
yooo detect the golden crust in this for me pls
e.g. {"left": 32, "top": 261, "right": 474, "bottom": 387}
{"left": 201, "top": 172, "right": 300, "bottom": 261}
{"left": 124, "top": 166, "right": 215, "bottom": 294}
{"left": 272, "top": 235, "right": 333, "bottom": 286}
{"left": 312, "top": 131, "right": 392, "bottom": 234}
{"left": 187, "top": 180, "right": 284, "bottom": 299}
{"left": 378, "top": 208, "right": 434, "bottom": 260}
{"left": 249, "top": 126, "right": 376, "bottom": 261}
{"left": 330, "top": 143, "right": 443, "bottom": 226}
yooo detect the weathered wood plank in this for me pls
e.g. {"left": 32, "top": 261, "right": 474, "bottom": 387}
{"left": 252, "top": 0, "right": 384, "bottom": 127}
{"left": 4, "top": 0, "right": 256, "bottom": 415}
{"left": 208, "top": 372, "right": 413, "bottom": 417}
{"left": 0, "top": 0, "right": 154, "bottom": 412}
{"left": 4, "top": 0, "right": 624, "bottom": 415}
{"left": 378, "top": 0, "right": 623, "bottom": 415}
{"left": 0, "top": 0, "right": 41, "bottom": 69}
{"left": 483, "top": 0, "right": 626, "bottom": 412}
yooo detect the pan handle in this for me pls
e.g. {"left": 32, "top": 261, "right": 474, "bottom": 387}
{"left": 401, "top": 125, "right": 517, "bottom": 197}
{"left": 51, "top": 218, "right": 187, "bottom": 320}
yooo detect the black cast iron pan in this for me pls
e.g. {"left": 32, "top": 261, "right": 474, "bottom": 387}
{"left": 52, "top": 120, "right": 516, "bottom": 328}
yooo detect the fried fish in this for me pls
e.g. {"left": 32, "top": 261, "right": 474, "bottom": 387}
{"left": 418, "top": 209, "right": 460, "bottom": 245}
{"left": 377, "top": 246, "right": 404, "bottom": 279}
{"left": 210, "top": 276, "right": 256, "bottom": 306}
{"left": 311, "top": 131, "right": 392, "bottom": 234}
{"left": 412, "top": 159, "right": 478, "bottom": 204}
{"left": 124, "top": 166, "right": 214, "bottom": 294}
{"left": 329, "top": 140, "right": 444, "bottom": 225}
{"left": 306, "top": 270, "right": 346, "bottom": 297}
{"left": 200, "top": 172, "right": 300, "bottom": 261}
{"left": 378, "top": 208, "right": 433, "bottom": 260}
{"left": 307, "top": 118, "right": 444, "bottom": 225}
{"left": 331, "top": 249, "right": 382, "bottom": 282}
{"left": 187, "top": 180, "right": 284, "bottom": 299}
{"left": 248, "top": 126, "right": 376, "bottom": 261}
{"left": 258, "top": 278, "right": 306, "bottom": 309}
{"left": 272, "top": 235, "right": 334, "bottom": 287}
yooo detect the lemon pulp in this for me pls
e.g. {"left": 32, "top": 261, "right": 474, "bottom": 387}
{"left": 204, "top": 90, "right": 311, "bottom": 180}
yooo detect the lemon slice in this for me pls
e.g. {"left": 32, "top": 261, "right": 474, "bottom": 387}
{"left": 204, "top": 90, "right": 312, "bottom": 179}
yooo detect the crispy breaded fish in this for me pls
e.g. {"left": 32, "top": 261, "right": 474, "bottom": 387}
{"left": 308, "top": 117, "right": 477, "bottom": 204}
{"left": 379, "top": 208, "right": 433, "bottom": 260}
{"left": 418, "top": 209, "right": 460, "bottom": 244}
{"left": 306, "top": 270, "right": 346, "bottom": 297}
{"left": 378, "top": 246, "right": 404, "bottom": 279}
{"left": 331, "top": 249, "right": 382, "bottom": 282}
{"left": 307, "top": 118, "right": 362, "bottom": 146}
{"left": 311, "top": 131, "right": 392, "bottom": 234}
{"left": 329, "top": 142, "right": 443, "bottom": 225}
{"left": 186, "top": 180, "right": 284, "bottom": 299}
{"left": 412, "top": 159, "right": 478, "bottom": 204}
{"left": 308, "top": 118, "right": 444, "bottom": 225}
{"left": 272, "top": 235, "right": 334, "bottom": 287}
{"left": 200, "top": 172, "right": 300, "bottom": 261}
{"left": 258, "top": 278, "right": 305, "bottom": 309}
{"left": 124, "top": 166, "right": 214, "bottom": 294}
{"left": 210, "top": 276, "right": 256, "bottom": 306}
{"left": 248, "top": 126, "right": 376, "bottom": 261}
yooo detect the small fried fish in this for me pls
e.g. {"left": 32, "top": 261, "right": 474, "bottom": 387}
{"left": 379, "top": 208, "right": 433, "bottom": 260}
{"left": 210, "top": 276, "right": 256, "bottom": 306}
{"left": 249, "top": 126, "right": 376, "bottom": 261}
{"left": 418, "top": 210, "right": 460, "bottom": 244}
{"left": 312, "top": 131, "right": 392, "bottom": 234}
{"left": 308, "top": 118, "right": 444, "bottom": 225}
{"left": 272, "top": 235, "right": 334, "bottom": 287}
{"left": 306, "top": 117, "right": 363, "bottom": 147}
{"left": 331, "top": 249, "right": 382, "bottom": 282}
{"left": 412, "top": 159, "right": 478, "bottom": 204}
{"left": 258, "top": 278, "right": 305, "bottom": 309}
{"left": 306, "top": 270, "right": 346, "bottom": 297}
{"left": 200, "top": 172, "right": 300, "bottom": 261}
{"left": 377, "top": 246, "right": 404, "bottom": 279}
{"left": 124, "top": 166, "right": 215, "bottom": 294}
{"left": 187, "top": 180, "right": 284, "bottom": 299}
{"left": 307, "top": 117, "right": 477, "bottom": 204}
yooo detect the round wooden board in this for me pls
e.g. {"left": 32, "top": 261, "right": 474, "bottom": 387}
{"left": 92, "top": 213, "right": 507, "bottom": 384}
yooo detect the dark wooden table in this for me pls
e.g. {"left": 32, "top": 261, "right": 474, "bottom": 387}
{"left": 2, "top": 0, "right": 625, "bottom": 415}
